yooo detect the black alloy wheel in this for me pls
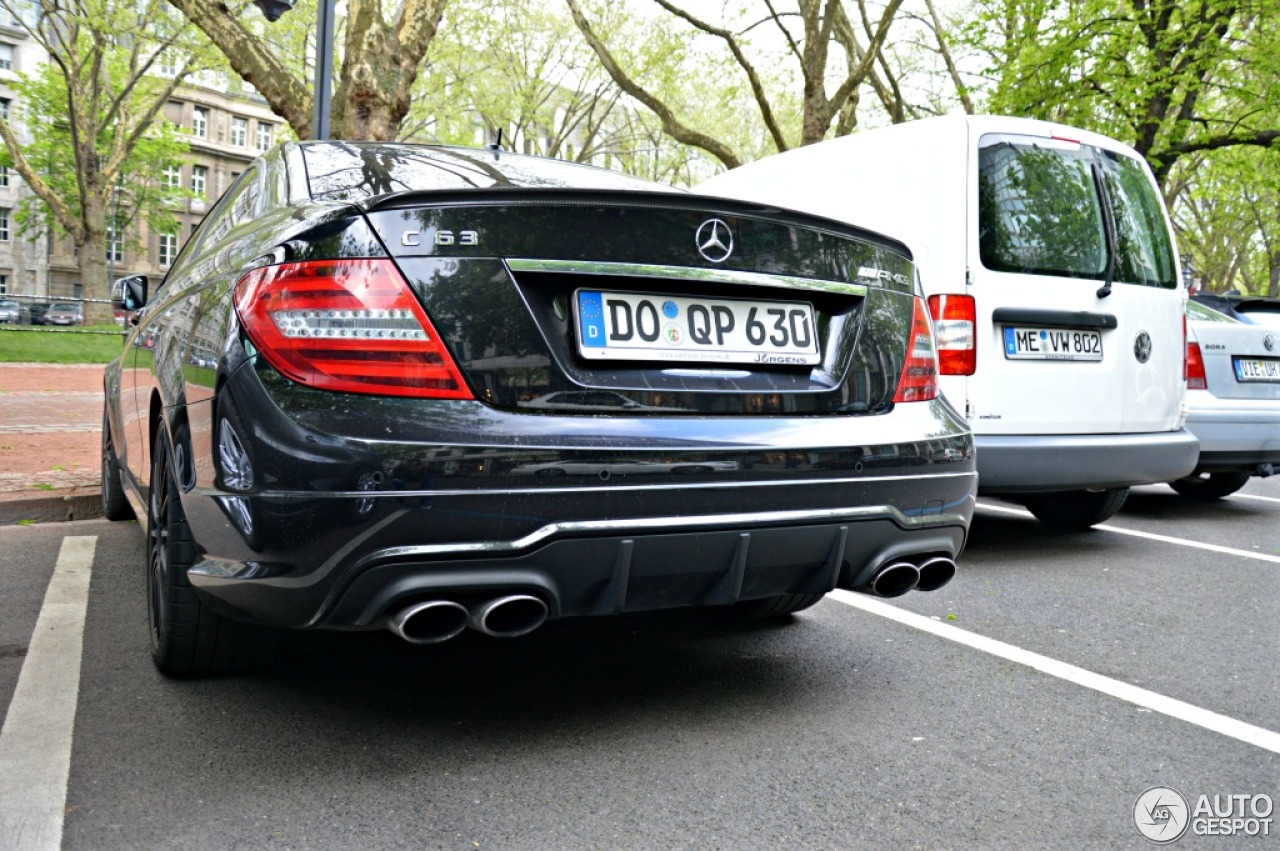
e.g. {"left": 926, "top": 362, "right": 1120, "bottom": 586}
{"left": 101, "top": 405, "right": 134, "bottom": 521}
{"left": 147, "top": 423, "right": 274, "bottom": 676}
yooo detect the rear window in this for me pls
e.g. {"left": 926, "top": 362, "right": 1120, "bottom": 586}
{"left": 978, "top": 135, "right": 1177, "bottom": 289}
{"left": 1186, "top": 300, "right": 1238, "bottom": 323}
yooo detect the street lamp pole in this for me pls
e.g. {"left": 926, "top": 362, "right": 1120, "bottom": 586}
{"left": 311, "top": 0, "right": 336, "bottom": 141}
{"left": 253, "top": 0, "right": 336, "bottom": 141}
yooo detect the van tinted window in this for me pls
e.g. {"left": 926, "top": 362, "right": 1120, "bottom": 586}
{"left": 978, "top": 135, "right": 1176, "bottom": 289}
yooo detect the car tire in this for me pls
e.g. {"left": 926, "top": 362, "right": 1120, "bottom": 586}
{"left": 1020, "top": 487, "right": 1129, "bottom": 530}
{"left": 728, "top": 592, "right": 826, "bottom": 620}
{"left": 147, "top": 423, "right": 276, "bottom": 677}
{"left": 101, "top": 406, "right": 134, "bottom": 521}
{"left": 1168, "top": 471, "right": 1251, "bottom": 501}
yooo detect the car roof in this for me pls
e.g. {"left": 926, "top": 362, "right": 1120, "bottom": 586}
{"left": 299, "top": 142, "right": 668, "bottom": 204}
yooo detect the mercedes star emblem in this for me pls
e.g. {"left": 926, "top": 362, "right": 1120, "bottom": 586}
{"left": 1134, "top": 331, "right": 1153, "bottom": 363}
{"left": 695, "top": 218, "right": 734, "bottom": 263}
{"left": 1265, "top": 334, "right": 1275, "bottom": 352}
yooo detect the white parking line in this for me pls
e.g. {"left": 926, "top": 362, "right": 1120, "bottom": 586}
{"left": 977, "top": 501, "right": 1280, "bottom": 565}
{"left": 0, "top": 536, "right": 96, "bottom": 851}
{"left": 830, "top": 589, "right": 1280, "bottom": 755}
{"left": 1235, "top": 493, "right": 1280, "bottom": 505}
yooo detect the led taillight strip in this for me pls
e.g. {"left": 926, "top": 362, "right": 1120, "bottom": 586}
{"left": 893, "top": 296, "right": 940, "bottom": 403}
{"left": 234, "top": 259, "right": 473, "bottom": 399}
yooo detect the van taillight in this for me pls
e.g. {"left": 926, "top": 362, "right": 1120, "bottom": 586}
{"left": 1186, "top": 341, "right": 1207, "bottom": 390}
{"left": 927, "top": 293, "right": 976, "bottom": 375}
{"left": 893, "top": 296, "right": 939, "bottom": 403}
{"left": 234, "top": 259, "right": 472, "bottom": 399}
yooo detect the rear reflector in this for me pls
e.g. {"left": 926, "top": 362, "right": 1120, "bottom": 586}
{"left": 234, "top": 259, "right": 472, "bottom": 399}
{"left": 927, "top": 293, "right": 976, "bottom": 375}
{"left": 893, "top": 296, "right": 940, "bottom": 403}
{"left": 1186, "top": 341, "right": 1207, "bottom": 390}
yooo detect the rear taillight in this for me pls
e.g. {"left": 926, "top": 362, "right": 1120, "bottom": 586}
{"left": 927, "top": 293, "right": 976, "bottom": 375}
{"left": 1186, "top": 341, "right": 1207, "bottom": 390}
{"left": 893, "top": 296, "right": 939, "bottom": 403}
{"left": 234, "top": 259, "right": 472, "bottom": 399}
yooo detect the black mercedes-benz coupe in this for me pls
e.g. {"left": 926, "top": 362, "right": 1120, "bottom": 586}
{"left": 102, "top": 141, "right": 976, "bottom": 676}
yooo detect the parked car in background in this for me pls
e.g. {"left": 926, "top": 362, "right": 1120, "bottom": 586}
{"left": 699, "top": 115, "right": 1198, "bottom": 529}
{"left": 1190, "top": 291, "right": 1280, "bottom": 329}
{"left": 0, "top": 298, "right": 30, "bottom": 324}
{"left": 44, "top": 302, "right": 84, "bottom": 326}
{"left": 27, "top": 302, "right": 49, "bottom": 325}
{"left": 1172, "top": 299, "right": 1280, "bottom": 499}
{"left": 102, "top": 141, "right": 977, "bottom": 677}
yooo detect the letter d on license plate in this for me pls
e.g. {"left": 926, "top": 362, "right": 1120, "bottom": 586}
{"left": 575, "top": 289, "right": 820, "bottom": 366}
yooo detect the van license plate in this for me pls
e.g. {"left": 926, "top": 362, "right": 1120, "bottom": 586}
{"left": 575, "top": 289, "right": 820, "bottom": 366}
{"left": 1234, "top": 357, "right": 1280, "bottom": 382}
{"left": 1002, "top": 326, "right": 1103, "bottom": 361}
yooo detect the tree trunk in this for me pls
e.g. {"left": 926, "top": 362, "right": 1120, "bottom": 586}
{"left": 1269, "top": 249, "right": 1279, "bottom": 298}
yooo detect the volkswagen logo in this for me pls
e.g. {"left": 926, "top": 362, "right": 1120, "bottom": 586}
{"left": 695, "top": 218, "right": 734, "bottom": 263}
{"left": 1134, "top": 331, "right": 1152, "bottom": 363}
{"left": 1265, "top": 334, "right": 1275, "bottom": 352}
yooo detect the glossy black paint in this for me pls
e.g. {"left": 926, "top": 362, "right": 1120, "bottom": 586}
{"left": 103, "top": 140, "right": 977, "bottom": 636}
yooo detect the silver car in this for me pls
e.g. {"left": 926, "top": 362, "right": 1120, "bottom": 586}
{"left": 1172, "top": 300, "right": 1280, "bottom": 499}
{"left": 0, "top": 298, "right": 30, "bottom": 324}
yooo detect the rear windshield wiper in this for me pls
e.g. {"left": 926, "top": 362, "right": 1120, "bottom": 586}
{"left": 1091, "top": 160, "right": 1117, "bottom": 299}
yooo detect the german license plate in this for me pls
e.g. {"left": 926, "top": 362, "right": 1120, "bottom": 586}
{"left": 575, "top": 289, "right": 820, "bottom": 366}
{"left": 1234, "top": 357, "right": 1280, "bottom": 382}
{"left": 1002, "top": 326, "right": 1103, "bottom": 361}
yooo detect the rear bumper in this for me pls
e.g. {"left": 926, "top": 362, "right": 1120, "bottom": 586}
{"left": 174, "top": 370, "right": 977, "bottom": 629}
{"left": 976, "top": 429, "right": 1200, "bottom": 492}
{"left": 1185, "top": 400, "right": 1280, "bottom": 471}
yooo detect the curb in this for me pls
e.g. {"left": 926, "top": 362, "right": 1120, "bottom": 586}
{"left": 0, "top": 489, "right": 104, "bottom": 525}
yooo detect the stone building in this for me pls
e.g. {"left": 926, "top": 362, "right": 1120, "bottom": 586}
{"left": 0, "top": 13, "right": 49, "bottom": 304}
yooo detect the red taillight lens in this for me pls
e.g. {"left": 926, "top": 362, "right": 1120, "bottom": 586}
{"left": 1186, "top": 341, "right": 1207, "bottom": 390}
{"left": 927, "top": 293, "right": 976, "bottom": 376}
{"left": 893, "top": 296, "right": 939, "bottom": 403}
{"left": 234, "top": 259, "right": 472, "bottom": 399}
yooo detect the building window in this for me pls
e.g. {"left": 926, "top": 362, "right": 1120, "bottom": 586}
{"left": 158, "top": 232, "right": 178, "bottom": 267}
{"left": 106, "top": 222, "right": 122, "bottom": 262}
{"left": 0, "top": 208, "right": 8, "bottom": 241}
{"left": 256, "top": 122, "right": 273, "bottom": 152}
{"left": 191, "top": 107, "right": 207, "bottom": 138}
{"left": 0, "top": 44, "right": 13, "bottom": 72}
{"left": 156, "top": 50, "right": 177, "bottom": 77}
{"left": 0, "top": 273, "right": 6, "bottom": 294}
{"left": 231, "top": 116, "right": 248, "bottom": 147}
{"left": 191, "top": 165, "right": 206, "bottom": 197}
{"left": 162, "top": 164, "right": 180, "bottom": 189}
{"left": 0, "top": 98, "right": 9, "bottom": 120}
{"left": 0, "top": 166, "right": 8, "bottom": 188}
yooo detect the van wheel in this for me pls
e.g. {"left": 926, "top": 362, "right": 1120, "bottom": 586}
{"left": 1020, "top": 488, "right": 1129, "bottom": 530}
{"left": 1168, "top": 472, "right": 1251, "bottom": 501}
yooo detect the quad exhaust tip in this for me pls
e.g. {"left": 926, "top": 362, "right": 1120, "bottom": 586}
{"left": 388, "top": 600, "right": 470, "bottom": 644}
{"left": 469, "top": 594, "right": 549, "bottom": 638}
{"left": 915, "top": 556, "right": 957, "bottom": 592}
{"left": 868, "top": 561, "right": 920, "bottom": 598}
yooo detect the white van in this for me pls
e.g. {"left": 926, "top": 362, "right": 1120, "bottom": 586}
{"left": 698, "top": 115, "right": 1199, "bottom": 528}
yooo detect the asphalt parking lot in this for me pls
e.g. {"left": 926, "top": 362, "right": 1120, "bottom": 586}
{"left": 1, "top": 478, "right": 1277, "bottom": 849}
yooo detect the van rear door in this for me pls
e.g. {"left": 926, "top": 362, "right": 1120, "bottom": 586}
{"left": 969, "top": 132, "right": 1183, "bottom": 435}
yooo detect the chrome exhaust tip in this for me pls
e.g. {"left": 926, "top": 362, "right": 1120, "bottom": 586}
{"left": 914, "top": 556, "right": 957, "bottom": 592}
{"left": 387, "top": 600, "right": 470, "bottom": 644}
{"left": 469, "top": 594, "right": 549, "bottom": 638}
{"left": 864, "top": 561, "right": 920, "bottom": 598}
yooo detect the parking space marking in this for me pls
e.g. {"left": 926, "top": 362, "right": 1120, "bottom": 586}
{"left": 1235, "top": 493, "right": 1280, "bottom": 505}
{"left": 977, "top": 501, "right": 1280, "bottom": 564}
{"left": 830, "top": 589, "right": 1280, "bottom": 755}
{"left": 0, "top": 536, "right": 96, "bottom": 851}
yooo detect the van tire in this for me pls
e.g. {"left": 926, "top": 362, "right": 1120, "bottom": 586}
{"left": 729, "top": 593, "right": 826, "bottom": 620}
{"left": 1020, "top": 488, "right": 1129, "bottom": 529}
{"left": 1168, "top": 471, "right": 1251, "bottom": 501}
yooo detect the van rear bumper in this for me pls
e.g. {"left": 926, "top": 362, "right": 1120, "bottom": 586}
{"left": 976, "top": 429, "right": 1200, "bottom": 493}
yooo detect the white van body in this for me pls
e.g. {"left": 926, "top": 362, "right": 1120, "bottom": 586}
{"left": 698, "top": 115, "right": 1199, "bottom": 528}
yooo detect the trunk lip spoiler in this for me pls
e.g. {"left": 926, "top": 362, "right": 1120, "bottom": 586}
{"left": 505, "top": 258, "right": 870, "bottom": 298}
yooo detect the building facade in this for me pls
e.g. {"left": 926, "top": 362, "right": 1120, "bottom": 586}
{"left": 0, "top": 12, "right": 50, "bottom": 303}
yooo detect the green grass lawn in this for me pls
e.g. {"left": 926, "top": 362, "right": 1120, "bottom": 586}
{"left": 0, "top": 326, "right": 127, "bottom": 363}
